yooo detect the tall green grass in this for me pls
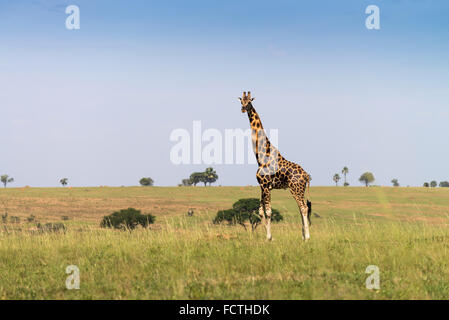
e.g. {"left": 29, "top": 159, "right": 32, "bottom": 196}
{"left": 1, "top": 216, "right": 448, "bottom": 299}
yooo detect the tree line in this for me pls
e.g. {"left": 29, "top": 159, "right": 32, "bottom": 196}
{"left": 332, "top": 167, "right": 376, "bottom": 187}
{"left": 332, "top": 167, "right": 449, "bottom": 188}
{"left": 423, "top": 181, "right": 449, "bottom": 188}
{"left": 2, "top": 168, "right": 448, "bottom": 188}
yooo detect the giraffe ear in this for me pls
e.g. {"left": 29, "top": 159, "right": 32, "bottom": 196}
{"left": 238, "top": 97, "right": 242, "bottom": 101}
{"left": 251, "top": 98, "right": 255, "bottom": 101}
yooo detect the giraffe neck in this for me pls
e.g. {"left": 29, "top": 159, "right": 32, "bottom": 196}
{"left": 247, "top": 106, "right": 264, "bottom": 131}
{"left": 247, "top": 105, "right": 281, "bottom": 165}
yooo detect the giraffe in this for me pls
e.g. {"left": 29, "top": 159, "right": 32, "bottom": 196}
{"left": 239, "top": 91, "right": 312, "bottom": 241}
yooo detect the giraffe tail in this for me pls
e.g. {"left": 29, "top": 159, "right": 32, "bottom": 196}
{"left": 307, "top": 200, "right": 312, "bottom": 226}
{"left": 306, "top": 179, "right": 311, "bottom": 200}
{"left": 306, "top": 178, "right": 312, "bottom": 226}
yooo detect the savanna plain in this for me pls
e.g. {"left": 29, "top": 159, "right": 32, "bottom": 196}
{"left": 0, "top": 186, "right": 448, "bottom": 299}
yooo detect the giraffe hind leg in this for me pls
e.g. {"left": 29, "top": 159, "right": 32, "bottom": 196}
{"left": 290, "top": 183, "right": 311, "bottom": 241}
{"left": 298, "top": 198, "right": 310, "bottom": 241}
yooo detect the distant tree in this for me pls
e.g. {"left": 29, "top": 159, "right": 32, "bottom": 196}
{"left": 139, "top": 177, "right": 154, "bottom": 186}
{"left": 430, "top": 180, "right": 437, "bottom": 188}
{"left": 204, "top": 167, "right": 218, "bottom": 186}
{"left": 391, "top": 179, "right": 400, "bottom": 187}
{"left": 333, "top": 174, "right": 341, "bottom": 186}
{"left": 60, "top": 178, "right": 68, "bottom": 187}
{"left": 341, "top": 166, "right": 349, "bottom": 186}
{"left": 423, "top": 182, "right": 430, "bottom": 188}
{"left": 1, "top": 175, "right": 14, "bottom": 188}
{"left": 189, "top": 169, "right": 218, "bottom": 186}
{"left": 181, "top": 178, "right": 193, "bottom": 186}
{"left": 189, "top": 172, "right": 205, "bottom": 186}
{"left": 439, "top": 181, "right": 449, "bottom": 188}
{"left": 359, "top": 172, "right": 375, "bottom": 187}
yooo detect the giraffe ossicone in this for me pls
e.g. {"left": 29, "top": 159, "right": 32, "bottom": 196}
{"left": 239, "top": 91, "right": 312, "bottom": 241}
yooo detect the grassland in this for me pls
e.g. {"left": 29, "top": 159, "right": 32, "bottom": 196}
{"left": 0, "top": 186, "right": 448, "bottom": 299}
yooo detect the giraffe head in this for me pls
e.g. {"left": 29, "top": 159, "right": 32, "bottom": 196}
{"left": 238, "top": 91, "right": 254, "bottom": 113}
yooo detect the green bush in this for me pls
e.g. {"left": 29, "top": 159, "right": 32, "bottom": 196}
{"left": 100, "top": 208, "right": 155, "bottom": 230}
{"left": 214, "top": 209, "right": 239, "bottom": 225}
{"left": 213, "top": 198, "right": 283, "bottom": 231}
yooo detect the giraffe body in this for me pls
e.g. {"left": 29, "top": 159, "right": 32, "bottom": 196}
{"left": 240, "top": 91, "right": 312, "bottom": 241}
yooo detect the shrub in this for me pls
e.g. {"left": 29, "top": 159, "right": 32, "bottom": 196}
{"left": 213, "top": 198, "right": 283, "bottom": 231}
{"left": 27, "top": 215, "right": 36, "bottom": 222}
{"left": 100, "top": 208, "right": 155, "bottom": 230}
{"left": 213, "top": 209, "right": 238, "bottom": 225}
{"left": 181, "top": 179, "right": 193, "bottom": 186}
{"left": 61, "top": 216, "right": 70, "bottom": 221}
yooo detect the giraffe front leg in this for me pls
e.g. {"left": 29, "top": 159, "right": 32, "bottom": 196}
{"left": 258, "top": 204, "right": 266, "bottom": 229}
{"left": 265, "top": 204, "right": 272, "bottom": 241}
{"left": 261, "top": 188, "right": 272, "bottom": 241}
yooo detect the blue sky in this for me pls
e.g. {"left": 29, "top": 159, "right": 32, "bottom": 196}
{"left": 1, "top": 0, "right": 448, "bottom": 187}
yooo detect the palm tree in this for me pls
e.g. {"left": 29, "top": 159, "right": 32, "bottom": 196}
{"left": 333, "top": 174, "right": 341, "bottom": 186}
{"left": 341, "top": 166, "right": 349, "bottom": 186}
